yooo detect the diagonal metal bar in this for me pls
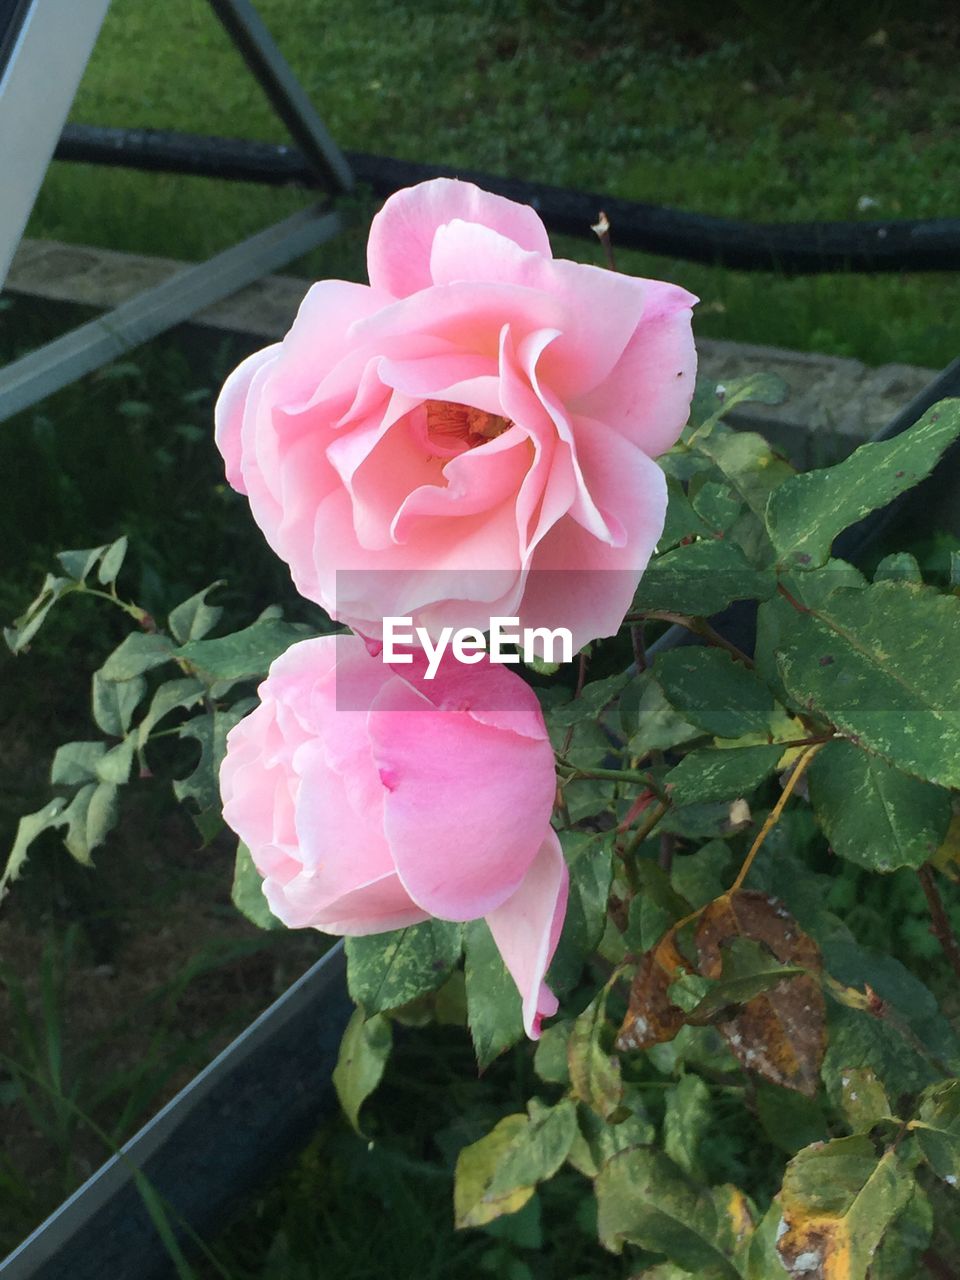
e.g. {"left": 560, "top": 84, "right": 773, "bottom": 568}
{"left": 207, "top": 0, "right": 353, "bottom": 193}
{"left": 0, "top": 204, "right": 340, "bottom": 424}
{"left": 0, "top": 943, "right": 350, "bottom": 1280}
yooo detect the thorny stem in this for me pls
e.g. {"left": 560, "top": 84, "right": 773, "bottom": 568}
{"left": 631, "top": 622, "right": 647, "bottom": 672}
{"left": 81, "top": 585, "right": 152, "bottom": 628}
{"left": 625, "top": 610, "right": 754, "bottom": 668}
{"left": 560, "top": 649, "right": 590, "bottom": 757}
{"left": 622, "top": 799, "right": 670, "bottom": 859}
{"left": 917, "top": 865, "right": 960, "bottom": 983}
{"left": 555, "top": 758, "right": 668, "bottom": 802}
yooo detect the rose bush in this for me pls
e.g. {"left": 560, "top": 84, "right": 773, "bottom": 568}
{"left": 215, "top": 178, "right": 697, "bottom": 651}
{"left": 218, "top": 632, "right": 568, "bottom": 1037}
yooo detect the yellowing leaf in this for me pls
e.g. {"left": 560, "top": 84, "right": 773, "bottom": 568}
{"left": 777, "top": 1138, "right": 914, "bottom": 1279}
{"left": 454, "top": 1114, "right": 535, "bottom": 1228}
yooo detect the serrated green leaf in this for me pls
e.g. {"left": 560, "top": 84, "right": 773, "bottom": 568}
{"left": 230, "top": 841, "right": 283, "bottom": 931}
{"left": 655, "top": 647, "right": 776, "bottom": 740}
{"left": 0, "top": 799, "right": 68, "bottom": 903}
{"left": 101, "top": 632, "right": 176, "bottom": 681}
{"left": 51, "top": 741, "right": 107, "bottom": 786}
{"left": 874, "top": 552, "right": 922, "bottom": 584}
{"left": 766, "top": 399, "right": 960, "bottom": 569}
{"left": 676, "top": 936, "right": 807, "bottom": 1024}
{"left": 620, "top": 671, "right": 701, "bottom": 756}
{"left": 62, "top": 781, "right": 118, "bottom": 864}
{"left": 567, "top": 985, "right": 622, "bottom": 1119}
{"left": 548, "top": 831, "right": 613, "bottom": 994}
{"left": 173, "top": 700, "right": 254, "bottom": 813}
{"left": 4, "top": 574, "right": 75, "bottom": 653}
{"left": 910, "top": 1079, "right": 960, "bottom": 1188}
{"left": 868, "top": 1182, "right": 933, "bottom": 1280}
{"left": 595, "top": 1147, "right": 740, "bottom": 1276}
{"left": 174, "top": 618, "right": 314, "bottom": 681}
{"left": 809, "top": 740, "right": 951, "bottom": 872}
{"left": 838, "top": 1067, "right": 894, "bottom": 1134}
{"left": 664, "top": 1073, "right": 712, "bottom": 1180}
{"left": 346, "top": 920, "right": 462, "bottom": 1014}
{"left": 167, "top": 582, "right": 225, "bottom": 645}
{"left": 332, "top": 1008, "right": 392, "bottom": 1135}
{"left": 454, "top": 1115, "right": 536, "bottom": 1228}
{"left": 486, "top": 1098, "right": 577, "bottom": 1199}
{"left": 95, "top": 737, "right": 135, "bottom": 785}
{"left": 773, "top": 579, "right": 960, "bottom": 789}
{"left": 56, "top": 544, "right": 109, "bottom": 582}
{"left": 635, "top": 539, "right": 776, "bottom": 617}
{"left": 464, "top": 919, "right": 524, "bottom": 1069}
{"left": 96, "top": 536, "right": 128, "bottom": 586}
{"left": 777, "top": 1137, "right": 914, "bottom": 1280}
{"left": 692, "top": 421, "right": 794, "bottom": 519}
{"left": 566, "top": 1088, "right": 656, "bottom": 1178}
{"left": 136, "top": 677, "right": 206, "bottom": 749}
{"left": 92, "top": 669, "right": 147, "bottom": 737}
{"left": 667, "top": 744, "right": 782, "bottom": 806}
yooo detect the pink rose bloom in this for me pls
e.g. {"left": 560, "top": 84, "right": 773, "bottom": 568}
{"left": 219, "top": 633, "right": 568, "bottom": 1038}
{"left": 216, "top": 178, "right": 696, "bottom": 650}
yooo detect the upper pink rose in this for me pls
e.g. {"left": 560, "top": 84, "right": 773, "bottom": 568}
{"left": 219, "top": 633, "right": 568, "bottom": 1038}
{"left": 216, "top": 178, "right": 697, "bottom": 650}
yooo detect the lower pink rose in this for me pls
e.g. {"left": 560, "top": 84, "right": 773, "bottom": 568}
{"left": 219, "top": 633, "right": 568, "bottom": 1038}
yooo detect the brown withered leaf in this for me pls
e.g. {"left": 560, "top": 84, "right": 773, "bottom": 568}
{"left": 615, "top": 930, "right": 688, "bottom": 1053}
{"left": 695, "top": 891, "right": 825, "bottom": 1096}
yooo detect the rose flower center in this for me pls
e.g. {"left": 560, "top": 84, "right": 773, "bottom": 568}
{"left": 424, "top": 399, "right": 512, "bottom": 449}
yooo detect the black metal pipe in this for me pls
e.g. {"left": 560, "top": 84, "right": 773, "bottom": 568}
{"left": 55, "top": 123, "right": 960, "bottom": 275}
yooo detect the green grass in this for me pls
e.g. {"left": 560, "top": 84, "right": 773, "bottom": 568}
{"left": 24, "top": 0, "right": 960, "bottom": 368}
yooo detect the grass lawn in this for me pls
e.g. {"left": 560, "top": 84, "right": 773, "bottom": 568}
{"left": 25, "top": 0, "right": 960, "bottom": 369}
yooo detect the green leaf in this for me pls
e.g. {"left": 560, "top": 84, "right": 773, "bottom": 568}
{"left": 92, "top": 669, "right": 147, "bottom": 737}
{"left": 692, "top": 421, "right": 794, "bottom": 519}
{"left": 766, "top": 399, "right": 960, "bottom": 569}
{"left": 485, "top": 1098, "right": 578, "bottom": 1200}
{"left": 566, "top": 1088, "right": 656, "bottom": 1178}
{"left": 454, "top": 1115, "right": 536, "bottom": 1228}
{"left": 675, "top": 936, "right": 807, "bottom": 1024}
{"left": 547, "top": 671, "right": 630, "bottom": 727}
{"left": 620, "top": 671, "right": 701, "bottom": 756}
{"left": 174, "top": 618, "right": 314, "bottom": 681}
{"left": 567, "top": 985, "right": 622, "bottom": 1119}
{"left": 809, "top": 740, "right": 951, "bottom": 872}
{"left": 101, "top": 632, "right": 176, "bottom": 681}
{"left": 50, "top": 741, "right": 107, "bottom": 786}
{"left": 332, "top": 1008, "right": 392, "bottom": 1135}
{"left": 667, "top": 744, "right": 782, "bottom": 806}
{"left": 822, "top": 942, "right": 960, "bottom": 1102}
{"left": 56, "top": 544, "right": 110, "bottom": 582}
{"left": 595, "top": 1147, "right": 740, "bottom": 1276}
{"left": 874, "top": 552, "right": 922, "bottom": 584}
{"left": 910, "top": 1078, "right": 960, "bottom": 1188}
{"left": 231, "top": 842, "right": 283, "bottom": 931}
{"left": 634, "top": 540, "right": 776, "bottom": 617}
{"left": 547, "top": 831, "right": 613, "bottom": 993}
{"left": 464, "top": 920, "right": 524, "bottom": 1069}
{"left": 533, "top": 1021, "right": 572, "bottom": 1086}
{"left": 663, "top": 1073, "right": 712, "bottom": 1180}
{"left": 135, "top": 677, "right": 206, "bottom": 749}
{"left": 773, "top": 579, "right": 960, "bottom": 788}
{"left": 755, "top": 1084, "right": 829, "bottom": 1156}
{"left": 167, "top": 582, "right": 225, "bottom": 644}
{"left": 4, "top": 573, "right": 75, "bottom": 653}
{"left": 777, "top": 1137, "right": 915, "bottom": 1279}
{"left": 868, "top": 1182, "right": 933, "bottom": 1280}
{"left": 173, "top": 700, "right": 255, "bottom": 814}
{"left": 838, "top": 1067, "right": 895, "bottom": 1134}
{"left": 346, "top": 920, "right": 462, "bottom": 1014}
{"left": 96, "top": 536, "right": 128, "bottom": 586}
{"left": 95, "top": 737, "right": 135, "bottom": 785}
{"left": 0, "top": 799, "right": 68, "bottom": 902}
{"left": 62, "top": 781, "right": 118, "bottom": 864}
{"left": 655, "top": 647, "right": 776, "bottom": 740}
